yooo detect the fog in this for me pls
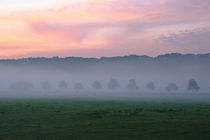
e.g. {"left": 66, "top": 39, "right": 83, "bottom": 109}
{"left": 0, "top": 54, "right": 209, "bottom": 99}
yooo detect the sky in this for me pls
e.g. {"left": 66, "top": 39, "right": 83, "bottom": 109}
{"left": 0, "top": 0, "right": 210, "bottom": 58}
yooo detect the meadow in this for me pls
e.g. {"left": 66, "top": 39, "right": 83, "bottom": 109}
{"left": 0, "top": 97, "right": 210, "bottom": 140}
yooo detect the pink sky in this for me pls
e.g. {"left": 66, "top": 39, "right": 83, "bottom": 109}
{"left": 0, "top": 0, "right": 210, "bottom": 58}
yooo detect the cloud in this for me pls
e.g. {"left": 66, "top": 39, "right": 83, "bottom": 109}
{"left": 158, "top": 28, "right": 210, "bottom": 53}
{"left": 0, "top": 0, "right": 210, "bottom": 58}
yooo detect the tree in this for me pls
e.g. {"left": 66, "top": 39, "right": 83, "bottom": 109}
{"left": 59, "top": 80, "right": 68, "bottom": 89}
{"left": 146, "top": 81, "right": 155, "bottom": 90}
{"left": 41, "top": 81, "right": 51, "bottom": 89}
{"left": 92, "top": 80, "right": 102, "bottom": 89}
{"left": 9, "top": 81, "right": 33, "bottom": 91}
{"left": 108, "top": 79, "right": 120, "bottom": 89}
{"left": 127, "top": 79, "right": 138, "bottom": 90}
{"left": 166, "top": 82, "right": 178, "bottom": 91}
{"left": 188, "top": 79, "right": 200, "bottom": 91}
{"left": 74, "top": 82, "right": 84, "bottom": 89}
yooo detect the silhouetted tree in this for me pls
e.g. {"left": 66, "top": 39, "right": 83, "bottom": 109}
{"left": 188, "top": 79, "right": 200, "bottom": 91}
{"left": 41, "top": 81, "right": 51, "bottom": 89}
{"left": 74, "top": 82, "right": 84, "bottom": 89}
{"left": 59, "top": 80, "right": 68, "bottom": 89}
{"left": 92, "top": 80, "right": 102, "bottom": 89}
{"left": 108, "top": 79, "right": 120, "bottom": 89}
{"left": 166, "top": 82, "right": 178, "bottom": 91}
{"left": 127, "top": 79, "right": 138, "bottom": 90}
{"left": 146, "top": 81, "right": 155, "bottom": 90}
{"left": 9, "top": 81, "right": 33, "bottom": 91}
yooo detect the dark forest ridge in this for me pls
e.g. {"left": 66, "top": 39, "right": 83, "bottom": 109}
{"left": 0, "top": 53, "right": 210, "bottom": 63}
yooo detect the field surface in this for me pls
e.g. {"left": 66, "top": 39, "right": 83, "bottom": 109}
{"left": 0, "top": 98, "right": 210, "bottom": 140}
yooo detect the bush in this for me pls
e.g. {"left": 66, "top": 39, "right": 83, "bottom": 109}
{"left": 188, "top": 79, "right": 200, "bottom": 91}
{"left": 108, "top": 79, "right": 120, "bottom": 89}
{"left": 9, "top": 81, "right": 33, "bottom": 91}
{"left": 166, "top": 82, "right": 178, "bottom": 91}
{"left": 127, "top": 79, "right": 138, "bottom": 90}
{"left": 41, "top": 81, "right": 51, "bottom": 89}
{"left": 74, "top": 82, "right": 84, "bottom": 89}
{"left": 92, "top": 80, "right": 102, "bottom": 89}
{"left": 59, "top": 80, "right": 68, "bottom": 89}
{"left": 146, "top": 81, "right": 155, "bottom": 90}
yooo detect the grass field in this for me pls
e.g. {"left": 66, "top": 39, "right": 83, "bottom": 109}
{"left": 0, "top": 98, "right": 210, "bottom": 140}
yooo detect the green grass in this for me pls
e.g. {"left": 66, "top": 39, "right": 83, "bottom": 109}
{"left": 0, "top": 99, "right": 210, "bottom": 140}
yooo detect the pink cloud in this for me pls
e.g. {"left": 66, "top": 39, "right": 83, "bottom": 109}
{"left": 0, "top": 0, "right": 210, "bottom": 58}
{"left": 158, "top": 28, "right": 210, "bottom": 53}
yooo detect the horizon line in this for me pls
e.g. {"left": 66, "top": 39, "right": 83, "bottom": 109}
{"left": 0, "top": 52, "right": 210, "bottom": 61}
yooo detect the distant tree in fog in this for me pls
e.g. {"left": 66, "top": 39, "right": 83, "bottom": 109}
{"left": 127, "top": 79, "right": 138, "bottom": 90}
{"left": 59, "top": 80, "right": 68, "bottom": 89}
{"left": 92, "top": 80, "right": 102, "bottom": 89}
{"left": 41, "top": 81, "right": 52, "bottom": 89}
{"left": 108, "top": 79, "right": 120, "bottom": 89}
{"left": 188, "top": 79, "right": 200, "bottom": 91}
{"left": 146, "top": 81, "right": 155, "bottom": 90}
{"left": 9, "top": 81, "right": 33, "bottom": 91}
{"left": 166, "top": 82, "right": 178, "bottom": 91}
{"left": 74, "top": 82, "right": 84, "bottom": 89}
